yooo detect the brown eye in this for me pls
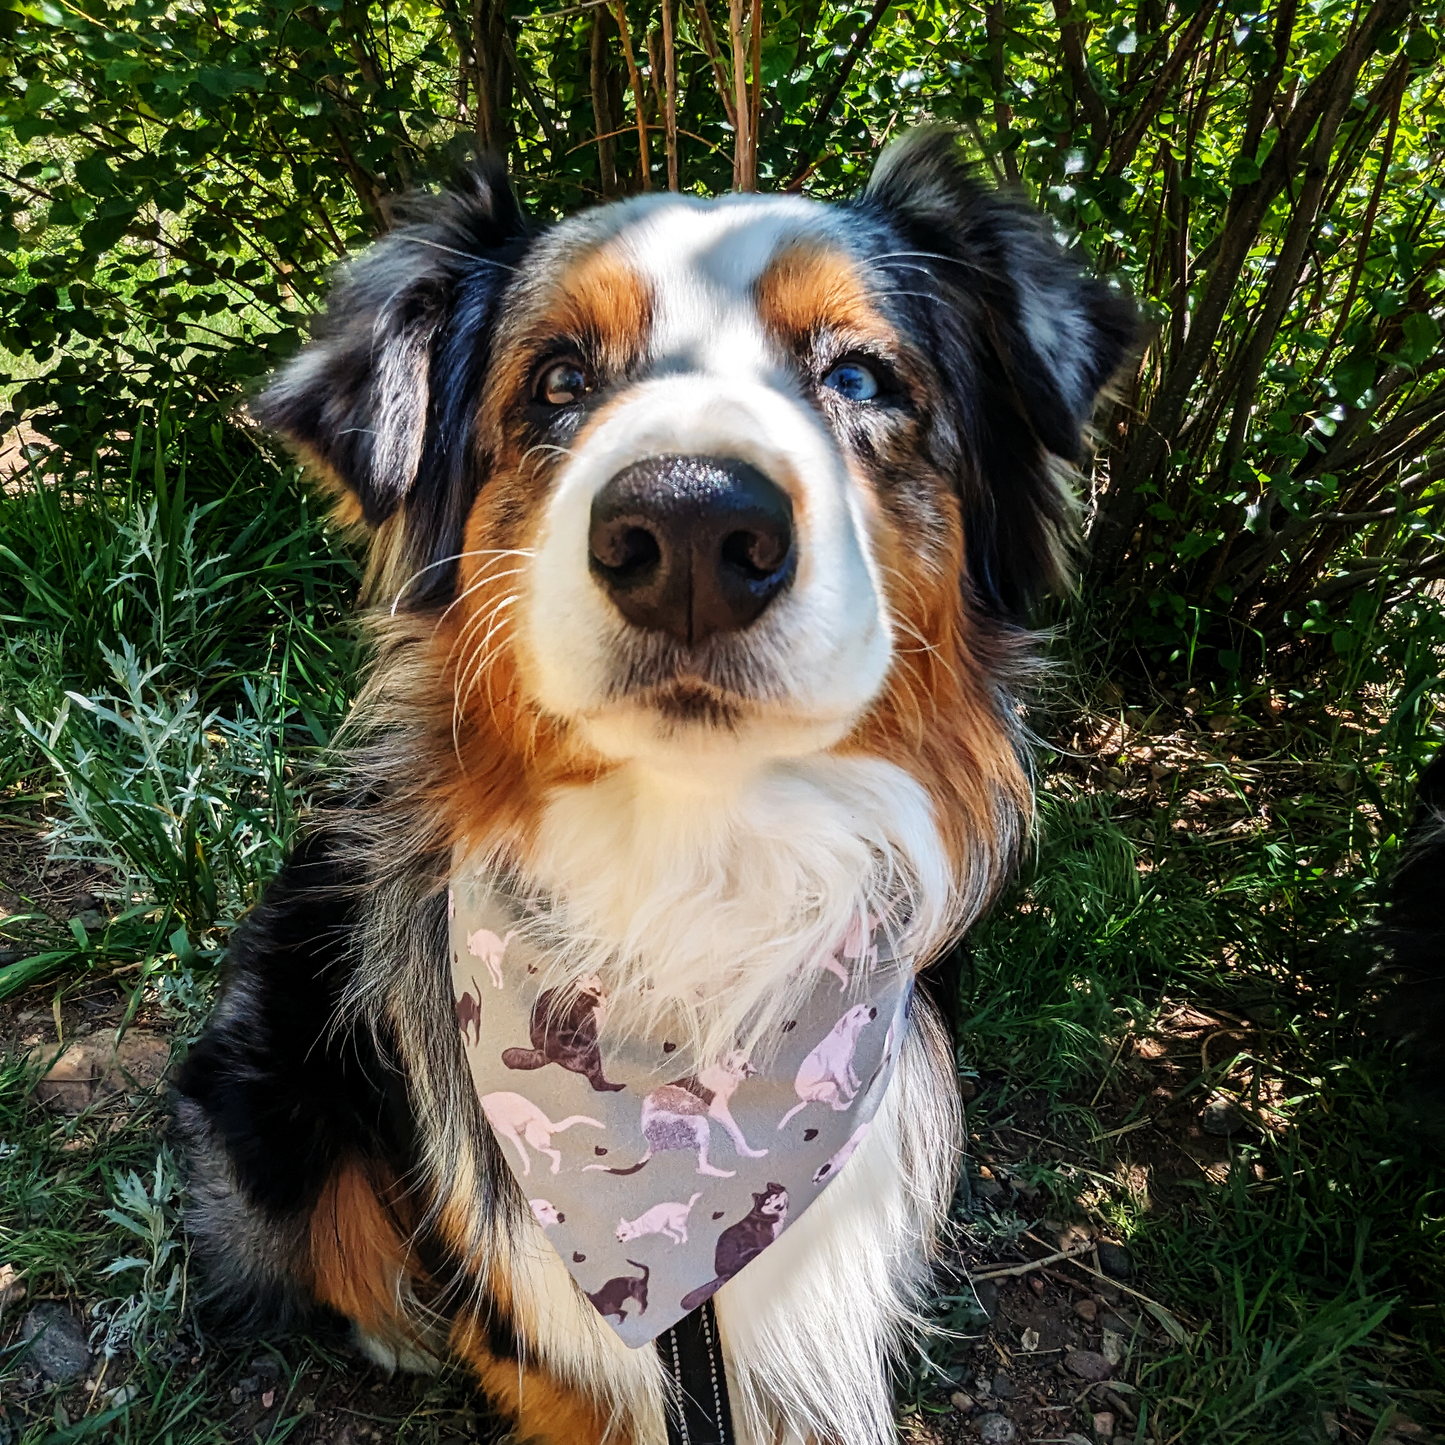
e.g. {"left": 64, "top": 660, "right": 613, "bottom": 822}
{"left": 537, "top": 359, "right": 589, "bottom": 406}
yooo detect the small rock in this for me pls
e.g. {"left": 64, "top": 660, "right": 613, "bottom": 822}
{"left": 1097, "top": 1243, "right": 1134, "bottom": 1281}
{"left": 959, "top": 1077, "right": 979, "bottom": 1102}
{"left": 973, "top": 1373, "right": 992, "bottom": 1398}
{"left": 102, "top": 1383, "right": 138, "bottom": 1407}
{"left": 990, "top": 1373, "right": 1016, "bottom": 1400}
{"left": 1065, "top": 1348, "right": 1114, "bottom": 1382}
{"left": 0, "top": 1262, "right": 26, "bottom": 1313}
{"left": 1201, "top": 1097, "right": 1245, "bottom": 1136}
{"left": 1093, "top": 1411, "right": 1116, "bottom": 1440}
{"left": 1020, "top": 1326, "right": 1040, "bottom": 1350}
{"left": 977, "top": 1414, "right": 1018, "bottom": 1444}
{"left": 1073, "top": 1298, "right": 1099, "bottom": 1324}
{"left": 1062, "top": 1436, "right": 1094, "bottom": 1445}
{"left": 20, "top": 1303, "right": 90, "bottom": 1383}
{"left": 261, "top": 1390, "right": 276, "bottom": 1409}
{"left": 1101, "top": 1329, "right": 1126, "bottom": 1366}
{"left": 249, "top": 1355, "right": 282, "bottom": 1378}
{"left": 950, "top": 1390, "right": 976, "bottom": 1412}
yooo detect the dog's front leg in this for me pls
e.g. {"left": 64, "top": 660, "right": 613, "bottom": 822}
{"left": 715, "top": 1104, "right": 769, "bottom": 1159}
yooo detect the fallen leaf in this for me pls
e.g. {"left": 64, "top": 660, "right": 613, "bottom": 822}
{"left": 1142, "top": 1298, "right": 1190, "bottom": 1346}
{"left": 0, "top": 1262, "right": 25, "bottom": 1312}
{"left": 1020, "top": 1327, "right": 1040, "bottom": 1352}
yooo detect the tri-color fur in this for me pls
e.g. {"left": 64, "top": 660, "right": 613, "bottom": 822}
{"left": 177, "top": 129, "right": 1133, "bottom": 1445}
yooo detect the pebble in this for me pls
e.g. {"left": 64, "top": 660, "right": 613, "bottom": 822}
{"left": 1097, "top": 1243, "right": 1134, "bottom": 1280}
{"left": 959, "top": 1078, "right": 979, "bottom": 1101}
{"left": 1065, "top": 1348, "right": 1114, "bottom": 1382}
{"left": 1093, "top": 1410, "right": 1117, "bottom": 1440}
{"left": 1201, "top": 1098, "right": 1245, "bottom": 1136}
{"left": 20, "top": 1303, "right": 90, "bottom": 1382}
{"left": 1073, "top": 1298, "right": 1099, "bottom": 1323}
{"left": 1101, "top": 1329, "right": 1126, "bottom": 1366}
{"left": 977, "top": 1414, "right": 1018, "bottom": 1444}
{"left": 991, "top": 1373, "right": 1016, "bottom": 1400}
{"left": 950, "top": 1390, "right": 976, "bottom": 1412}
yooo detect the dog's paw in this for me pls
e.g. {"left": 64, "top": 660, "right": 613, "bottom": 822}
{"left": 351, "top": 1324, "right": 442, "bottom": 1376}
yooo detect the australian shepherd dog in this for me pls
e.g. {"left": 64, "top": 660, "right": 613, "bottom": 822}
{"left": 177, "top": 129, "right": 1133, "bottom": 1444}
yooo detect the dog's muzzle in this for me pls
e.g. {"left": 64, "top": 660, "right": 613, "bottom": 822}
{"left": 588, "top": 455, "right": 796, "bottom": 646}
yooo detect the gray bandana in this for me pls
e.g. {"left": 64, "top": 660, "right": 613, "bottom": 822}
{"left": 449, "top": 863, "right": 914, "bottom": 1349}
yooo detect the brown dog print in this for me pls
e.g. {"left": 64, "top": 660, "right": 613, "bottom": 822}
{"left": 680, "top": 1184, "right": 789, "bottom": 1311}
{"left": 586, "top": 1260, "right": 650, "bottom": 1323}
{"left": 501, "top": 975, "right": 625, "bottom": 1092}
{"left": 454, "top": 978, "right": 483, "bottom": 1045}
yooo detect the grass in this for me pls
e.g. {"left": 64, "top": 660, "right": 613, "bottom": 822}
{"left": 1, "top": 416, "right": 1442, "bottom": 1444}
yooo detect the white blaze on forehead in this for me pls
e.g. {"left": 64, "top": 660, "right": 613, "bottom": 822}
{"left": 603, "top": 193, "right": 848, "bottom": 374}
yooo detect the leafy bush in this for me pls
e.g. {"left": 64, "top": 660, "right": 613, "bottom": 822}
{"left": 4, "top": 0, "right": 1445, "bottom": 692}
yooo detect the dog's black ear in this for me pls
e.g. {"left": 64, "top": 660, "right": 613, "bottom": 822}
{"left": 252, "top": 160, "right": 528, "bottom": 598}
{"left": 861, "top": 128, "right": 1136, "bottom": 616}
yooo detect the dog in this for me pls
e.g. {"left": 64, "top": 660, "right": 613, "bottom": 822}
{"left": 466, "top": 924, "right": 516, "bottom": 987}
{"left": 777, "top": 1002, "right": 879, "bottom": 1129}
{"left": 479, "top": 1091, "right": 604, "bottom": 1176}
{"left": 585, "top": 1051, "right": 765, "bottom": 1179}
{"left": 176, "top": 127, "right": 1132, "bottom": 1445}
{"left": 680, "top": 1184, "right": 790, "bottom": 1312}
{"left": 616, "top": 1192, "right": 703, "bottom": 1244}
{"left": 500, "top": 974, "right": 626, "bottom": 1092}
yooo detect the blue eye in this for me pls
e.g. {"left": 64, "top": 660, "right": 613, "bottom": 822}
{"left": 821, "top": 360, "right": 880, "bottom": 402}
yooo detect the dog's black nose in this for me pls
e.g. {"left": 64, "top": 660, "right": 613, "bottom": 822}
{"left": 588, "top": 455, "right": 795, "bottom": 645}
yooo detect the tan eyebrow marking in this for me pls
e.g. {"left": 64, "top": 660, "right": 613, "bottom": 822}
{"left": 755, "top": 241, "right": 899, "bottom": 351}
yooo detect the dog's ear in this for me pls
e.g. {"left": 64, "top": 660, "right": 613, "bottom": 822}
{"left": 252, "top": 160, "right": 528, "bottom": 600}
{"left": 862, "top": 128, "right": 1136, "bottom": 617}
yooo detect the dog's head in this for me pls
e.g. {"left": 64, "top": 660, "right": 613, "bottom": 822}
{"left": 256, "top": 130, "right": 1131, "bottom": 895}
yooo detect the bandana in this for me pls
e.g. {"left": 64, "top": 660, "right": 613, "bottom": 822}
{"left": 449, "top": 861, "right": 915, "bottom": 1349}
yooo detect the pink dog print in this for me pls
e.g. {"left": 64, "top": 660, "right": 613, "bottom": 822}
{"left": 467, "top": 926, "right": 517, "bottom": 988}
{"left": 615, "top": 1192, "right": 703, "bottom": 1244}
{"left": 529, "top": 1198, "right": 565, "bottom": 1228}
{"left": 777, "top": 1002, "right": 878, "bottom": 1130}
{"left": 480, "top": 1091, "right": 602, "bottom": 1175}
